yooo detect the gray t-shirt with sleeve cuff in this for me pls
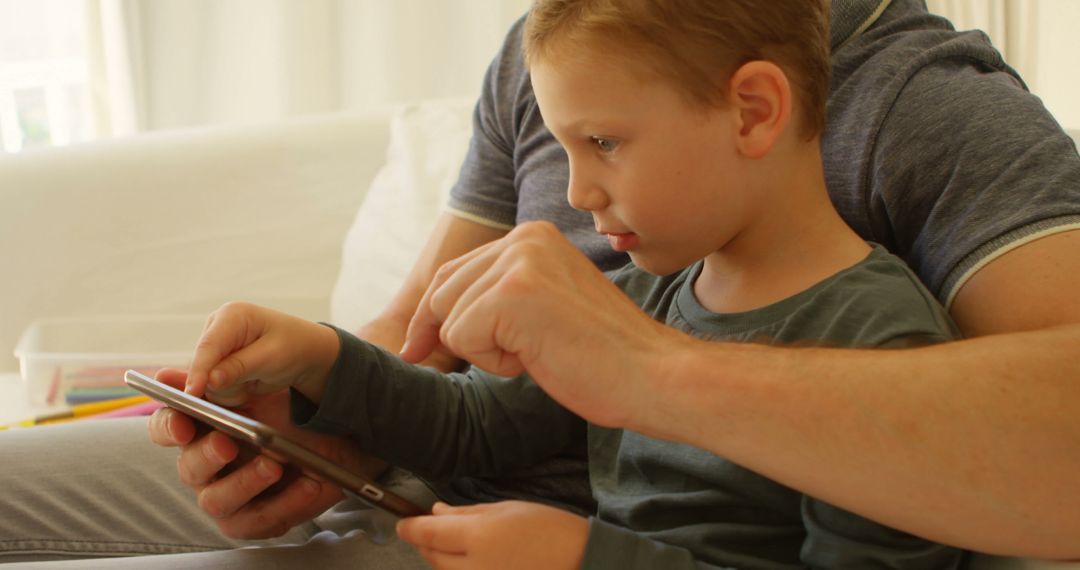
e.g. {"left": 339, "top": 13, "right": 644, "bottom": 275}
{"left": 292, "top": 245, "right": 964, "bottom": 569}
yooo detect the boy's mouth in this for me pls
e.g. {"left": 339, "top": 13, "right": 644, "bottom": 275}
{"left": 604, "top": 232, "right": 639, "bottom": 252}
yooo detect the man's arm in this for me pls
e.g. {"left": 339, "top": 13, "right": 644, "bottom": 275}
{"left": 651, "top": 230, "right": 1080, "bottom": 558}
{"left": 950, "top": 230, "right": 1080, "bottom": 335}
{"left": 403, "top": 223, "right": 1080, "bottom": 558}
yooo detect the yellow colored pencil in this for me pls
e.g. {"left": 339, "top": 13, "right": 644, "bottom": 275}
{"left": 1, "top": 395, "right": 152, "bottom": 429}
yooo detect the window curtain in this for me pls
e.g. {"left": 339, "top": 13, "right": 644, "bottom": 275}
{"left": 84, "top": 0, "right": 532, "bottom": 134}
{"left": 86, "top": 0, "right": 145, "bottom": 136}
{"left": 925, "top": 0, "right": 1040, "bottom": 90}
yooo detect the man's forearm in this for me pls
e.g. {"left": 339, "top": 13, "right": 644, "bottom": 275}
{"left": 648, "top": 325, "right": 1080, "bottom": 558}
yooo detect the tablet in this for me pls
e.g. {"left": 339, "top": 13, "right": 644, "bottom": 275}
{"left": 124, "top": 369, "right": 428, "bottom": 518}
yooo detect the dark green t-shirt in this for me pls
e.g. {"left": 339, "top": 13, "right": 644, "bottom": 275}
{"left": 295, "top": 245, "right": 964, "bottom": 569}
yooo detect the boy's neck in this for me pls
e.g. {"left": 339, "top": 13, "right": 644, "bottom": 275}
{"left": 694, "top": 147, "right": 871, "bottom": 315}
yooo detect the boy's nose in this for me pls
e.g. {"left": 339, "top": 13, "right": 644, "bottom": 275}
{"left": 567, "top": 172, "right": 610, "bottom": 212}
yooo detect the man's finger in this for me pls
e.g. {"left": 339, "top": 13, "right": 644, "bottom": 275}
{"left": 401, "top": 268, "right": 458, "bottom": 364}
{"left": 216, "top": 475, "right": 341, "bottom": 539}
{"left": 401, "top": 239, "right": 505, "bottom": 363}
{"left": 175, "top": 430, "right": 239, "bottom": 487}
{"left": 437, "top": 254, "right": 527, "bottom": 377}
{"left": 399, "top": 307, "right": 442, "bottom": 364}
{"left": 148, "top": 370, "right": 197, "bottom": 446}
{"left": 401, "top": 257, "right": 459, "bottom": 363}
{"left": 147, "top": 407, "right": 195, "bottom": 446}
{"left": 197, "top": 455, "right": 283, "bottom": 519}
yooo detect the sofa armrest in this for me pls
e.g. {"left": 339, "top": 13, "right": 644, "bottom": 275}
{"left": 0, "top": 110, "right": 392, "bottom": 372}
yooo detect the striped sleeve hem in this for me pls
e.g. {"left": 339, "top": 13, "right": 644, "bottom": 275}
{"left": 942, "top": 215, "right": 1080, "bottom": 309}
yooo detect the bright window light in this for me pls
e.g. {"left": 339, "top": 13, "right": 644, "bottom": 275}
{"left": 0, "top": 0, "right": 91, "bottom": 153}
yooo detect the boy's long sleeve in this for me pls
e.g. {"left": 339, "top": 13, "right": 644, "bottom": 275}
{"left": 582, "top": 519, "right": 737, "bottom": 570}
{"left": 583, "top": 516, "right": 959, "bottom": 570}
{"left": 290, "top": 325, "right": 585, "bottom": 481}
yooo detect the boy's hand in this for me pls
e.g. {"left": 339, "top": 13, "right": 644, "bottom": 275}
{"left": 148, "top": 368, "right": 383, "bottom": 539}
{"left": 397, "top": 501, "right": 589, "bottom": 570}
{"left": 186, "top": 301, "right": 341, "bottom": 406}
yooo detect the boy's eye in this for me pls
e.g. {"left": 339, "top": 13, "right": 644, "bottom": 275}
{"left": 590, "top": 136, "right": 619, "bottom": 153}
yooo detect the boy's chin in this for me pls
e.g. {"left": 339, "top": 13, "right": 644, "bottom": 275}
{"left": 630, "top": 253, "right": 697, "bottom": 277}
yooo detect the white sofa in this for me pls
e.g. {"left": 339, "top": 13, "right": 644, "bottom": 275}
{"left": 0, "top": 110, "right": 383, "bottom": 371}
{"left": 0, "top": 99, "right": 1077, "bottom": 568}
{"left": 0, "top": 99, "right": 473, "bottom": 377}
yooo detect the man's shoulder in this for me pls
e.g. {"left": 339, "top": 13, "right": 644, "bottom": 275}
{"left": 828, "top": 0, "right": 1014, "bottom": 131}
{"left": 829, "top": 12, "right": 1014, "bottom": 127}
{"left": 489, "top": 15, "right": 530, "bottom": 84}
{"left": 821, "top": 3, "right": 1080, "bottom": 299}
{"left": 827, "top": 44, "right": 1080, "bottom": 298}
{"left": 471, "top": 13, "right": 537, "bottom": 151}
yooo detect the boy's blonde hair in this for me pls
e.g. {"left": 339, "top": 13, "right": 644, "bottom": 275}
{"left": 524, "top": 0, "right": 830, "bottom": 139}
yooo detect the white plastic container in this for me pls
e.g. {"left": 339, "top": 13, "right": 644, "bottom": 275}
{"left": 13, "top": 315, "right": 206, "bottom": 407}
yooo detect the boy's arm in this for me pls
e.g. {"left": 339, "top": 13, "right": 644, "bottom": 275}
{"left": 579, "top": 518, "right": 742, "bottom": 570}
{"left": 398, "top": 500, "right": 743, "bottom": 570}
{"left": 293, "top": 327, "right": 585, "bottom": 481}
{"left": 799, "top": 496, "right": 964, "bottom": 568}
{"left": 403, "top": 222, "right": 1080, "bottom": 558}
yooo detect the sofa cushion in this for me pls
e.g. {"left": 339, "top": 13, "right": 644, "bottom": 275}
{"left": 0, "top": 111, "right": 390, "bottom": 372}
{"left": 330, "top": 98, "right": 474, "bottom": 332}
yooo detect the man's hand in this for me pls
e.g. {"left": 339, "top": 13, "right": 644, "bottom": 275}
{"left": 356, "top": 313, "right": 463, "bottom": 373}
{"left": 397, "top": 501, "right": 589, "bottom": 570}
{"left": 400, "top": 221, "right": 687, "bottom": 429}
{"left": 147, "top": 368, "right": 381, "bottom": 539}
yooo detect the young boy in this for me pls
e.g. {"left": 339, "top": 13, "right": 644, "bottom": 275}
{"left": 183, "top": 0, "right": 966, "bottom": 567}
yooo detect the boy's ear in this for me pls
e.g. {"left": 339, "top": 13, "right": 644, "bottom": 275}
{"left": 728, "top": 61, "right": 792, "bottom": 159}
